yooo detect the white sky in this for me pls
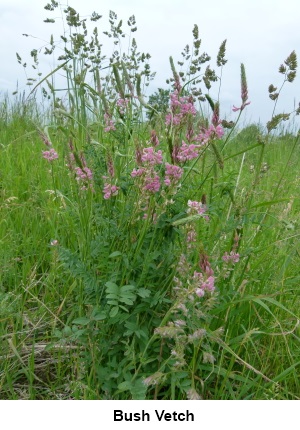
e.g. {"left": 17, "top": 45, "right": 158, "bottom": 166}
{"left": 1, "top": 0, "right": 300, "bottom": 125}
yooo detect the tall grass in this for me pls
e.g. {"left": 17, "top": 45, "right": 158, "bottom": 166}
{"left": 0, "top": 1, "right": 299, "bottom": 399}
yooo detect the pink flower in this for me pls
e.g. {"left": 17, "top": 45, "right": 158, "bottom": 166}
{"left": 214, "top": 124, "right": 224, "bottom": 139}
{"left": 195, "top": 288, "right": 205, "bottom": 298}
{"left": 222, "top": 251, "right": 240, "bottom": 263}
{"left": 103, "top": 183, "right": 120, "bottom": 199}
{"left": 175, "top": 141, "right": 199, "bottom": 162}
{"left": 104, "top": 113, "right": 116, "bottom": 132}
{"left": 141, "top": 147, "right": 163, "bottom": 165}
{"left": 193, "top": 271, "right": 215, "bottom": 295}
{"left": 131, "top": 168, "right": 145, "bottom": 178}
{"left": 165, "top": 91, "right": 197, "bottom": 126}
{"left": 144, "top": 173, "right": 160, "bottom": 193}
{"left": 164, "top": 163, "right": 183, "bottom": 186}
{"left": 232, "top": 101, "right": 251, "bottom": 112}
{"left": 165, "top": 112, "right": 182, "bottom": 126}
{"left": 75, "top": 167, "right": 93, "bottom": 182}
{"left": 202, "top": 276, "right": 215, "bottom": 292}
{"left": 187, "top": 200, "right": 206, "bottom": 216}
{"left": 116, "top": 97, "right": 129, "bottom": 115}
{"left": 193, "top": 271, "right": 204, "bottom": 283}
{"left": 74, "top": 166, "right": 94, "bottom": 191}
{"left": 165, "top": 163, "right": 183, "bottom": 179}
{"left": 195, "top": 124, "right": 224, "bottom": 145}
{"left": 42, "top": 148, "right": 58, "bottom": 162}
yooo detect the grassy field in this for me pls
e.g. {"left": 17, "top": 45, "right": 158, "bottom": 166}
{"left": 0, "top": 2, "right": 300, "bottom": 400}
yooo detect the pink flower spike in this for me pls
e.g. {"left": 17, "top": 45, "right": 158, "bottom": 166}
{"left": 222, "top": 251, "right": 240, "bottom": 264}
{"left": 242, "top": 101, "right": 251, "bottom": 109}
{"left": 150, "top": 130, "right": 160, "bottom": 147}
{"left": 103, "top": 183, "right": 119, "bottom": 199}
{"left": 176, "top": 141, "right": 199, "bottom": 162}
{"left": 104, "top": 113, "right": 116, "bottom": 132}
{"left": 203, "top": 276, "right": 215, "bottom": 292}
{"left": 144, "top": 174, "right": 161, "bottom": 193}
{"left": 195, "top": 288, "right": 205, "bottom": 298}
{"left": 141, "top": 147, "right": 163, "bottom": 165}
{"left": 187, "top": 200, "right": 206, "bottom": 216}
{"left": 42, "top": 148, "right": 58, "bottom": 162}
{"left": 131, "top": 168, "right": 145, "bottom": 178}
{"left": 232, "top": 101, "right": 251, "bottom": 112}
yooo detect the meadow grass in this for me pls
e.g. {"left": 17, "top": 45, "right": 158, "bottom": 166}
{"left": 0, "top": 2, "right": 300, "bottom": 400}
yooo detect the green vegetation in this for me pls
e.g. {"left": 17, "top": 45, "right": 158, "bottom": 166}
{"left": 0, "top": 1, "right": 299, "bottom": 399}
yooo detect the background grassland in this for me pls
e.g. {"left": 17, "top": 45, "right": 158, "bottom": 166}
{"left": 0, "top": 106, "right": 299, "bottom": 400}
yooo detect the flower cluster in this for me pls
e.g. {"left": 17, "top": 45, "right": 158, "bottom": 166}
{"left": 165, "top": 91, "right": 197, "bottom": 126}
{"left": 195, "top": 123, "right": 224, "bottom": 145}
{"left": 144, "top": 173, "right": 161, "bottom": 192}
{"left": 103, "top": 182, "right": 120, "bottom": 199}
{"left": 131, "top": 145, "right": 163, "bottom": 196}
{"left": 131, "top": 167, "right": 146, "bottom": 178}
{"left": 222, "top": 251, "right": 240, "bottom": 264}
{"left": 174, "top": 141, "right": 200, "bottom": 162}
{"left": 42, "top": 148, "right": 58, "bottom": 162}
{"left": 104, "top": 113, "right": 116, "bottom": 132}
{"left": 101, "top": 153, "right": 120, "bottom": 199}
{"left": 74, "top": 167, "right": 93, "bottom": 190}
{"left": 131, "top": 168, "right": 161, "bottom": 193}
{"left": 193, "top": 271, "right": 215, "bottom": 297}
{"left": 171, "top": 123, "right": 224, "bottom": 164}
{"left": 75, "top": 166, "right": 93, "bottom": 182}
{"left": 164, "top": 163, "right": 183, "bottom": 186}
{"left": 174, "top": 247, "right": 216, "bottom": 301}
{"left": 187, "top": 200, "right": 207, "bottom": 217}
{"left": 116, "top": 97, "right": 129, "bottom": 115}
{"left": 66, "top": 142, "right": 94, "bottom": 192}
{"left": 141, "top": 147, "right": 163, "bottom": 165}
{"left": 74, "top": 166, "right": 94, "bottom": 191}
{"left": 191, "top": 251, "right": 216, "bottom": 297}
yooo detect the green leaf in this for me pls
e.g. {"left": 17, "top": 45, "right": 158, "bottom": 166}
{"left": 120, "top": 297, "right": 135, "bottom": 305}
{"left": 131, "top": 378, "right": 147, "bottom": 400}
{"left": 118, "top": 381, "right": 133, "bottom": 391}
{"left": 108, "top": 251, "right": 123, "bottom": 258}
{"left": 107, "top": 299, "right": 119, "bottom": 306}
{"left": 109, "top": 306, "right": 119, "bottom": 318}
{"left": 137, "top": 288, "right": 151, "bottom": 298}
{"left": 120, "top": 285, "right": 136, "bottom": 293}
{"left": 93, "top": 312, "right": 107, "bottom": 321}
{"left": 119, "top": 285, "right": 137, "bottom": 305}
{"left": 72, "top": 317, "right": 90, "bottom": 326}
{"left": 105, "top": 281, "right": 119, "bottom": 293}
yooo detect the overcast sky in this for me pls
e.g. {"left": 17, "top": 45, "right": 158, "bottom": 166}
{"left": 1, "top": 0, "right": 300, "bottom": 126}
